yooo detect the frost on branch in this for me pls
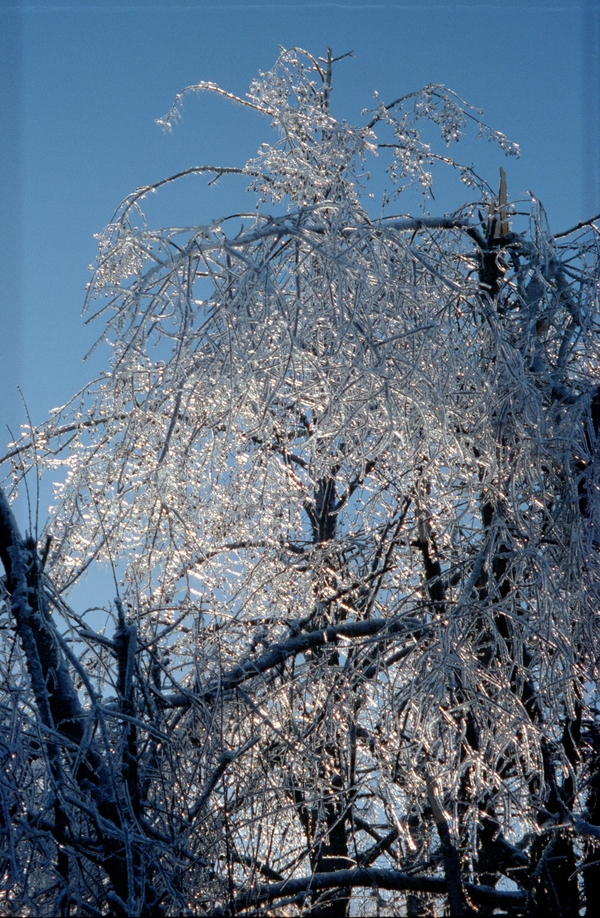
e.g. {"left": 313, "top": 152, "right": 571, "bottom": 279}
{"left": 1, "top": 47, "right": 600, "bottom": 917}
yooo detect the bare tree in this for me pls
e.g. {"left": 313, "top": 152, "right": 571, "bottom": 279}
{"left": 2, "top": 48, "right": 600, "bottom": 917}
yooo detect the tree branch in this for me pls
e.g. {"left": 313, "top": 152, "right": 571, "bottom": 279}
{"left": 554, "top": 212, "right": 600, "bottom": 239}
{"left": 161, "top": 618, "right": 408, "bottom": 707}
{"left": 427, "top": 775, "right": 465, "bottom": 917}
{"left": 207, "top": 866, "right": 527, "bottom": 916}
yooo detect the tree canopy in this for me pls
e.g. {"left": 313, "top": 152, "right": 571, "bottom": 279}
{"left": 2, "top": 48, "right": 600, "bottom": 917}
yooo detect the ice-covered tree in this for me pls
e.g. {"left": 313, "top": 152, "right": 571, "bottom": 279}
{"left": 2, "top": 48, "right": 600, "bottom": 917}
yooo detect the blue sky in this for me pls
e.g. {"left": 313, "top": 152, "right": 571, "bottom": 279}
{"left": 1, "top": 0, "right": 599, "bottom": 454}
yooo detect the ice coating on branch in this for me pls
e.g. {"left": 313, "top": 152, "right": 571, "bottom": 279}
{"left": 2, "top": 47, "right": 600, "bottom": 916}
{"left": 242, "top": 49, "right": 376, "bottom": 206}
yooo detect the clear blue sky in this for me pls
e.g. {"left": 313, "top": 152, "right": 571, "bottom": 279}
{"left": 1, "top": 0, "right": 599, "bottom": 453}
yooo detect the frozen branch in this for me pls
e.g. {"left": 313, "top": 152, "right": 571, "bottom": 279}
{"left": 207, "top": 867, "right": 527, "bottom": 916}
